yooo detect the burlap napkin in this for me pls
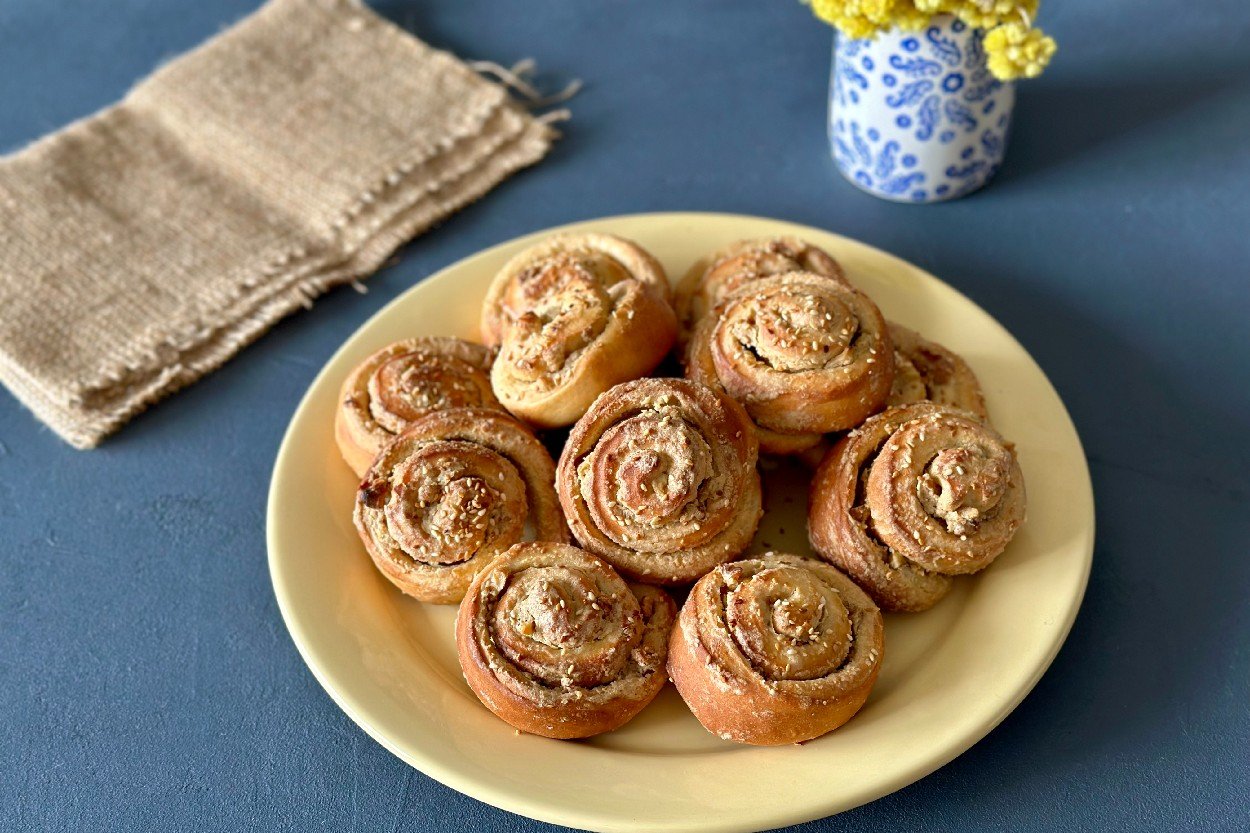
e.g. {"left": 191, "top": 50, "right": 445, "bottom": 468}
{"left": 0, "top": 0, "right": 562, "bottom": 448}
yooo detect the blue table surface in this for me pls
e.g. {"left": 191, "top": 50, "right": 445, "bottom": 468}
{"left": 2, "top": 1, "right": 1248, "bottom": 831}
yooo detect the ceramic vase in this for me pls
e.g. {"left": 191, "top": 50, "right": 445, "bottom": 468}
{"left": 829, "top": 15, "right": 1015, "bottom": 203}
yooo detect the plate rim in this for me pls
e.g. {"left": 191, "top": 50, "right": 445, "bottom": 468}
{"left": 267, "top": 211, "right": 1095, "bottom": 833}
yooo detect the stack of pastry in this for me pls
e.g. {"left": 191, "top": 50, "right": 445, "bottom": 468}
{"left": 334, "top": 230, "right": 1027, "bottom": 745}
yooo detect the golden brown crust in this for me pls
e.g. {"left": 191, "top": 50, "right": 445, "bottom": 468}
{"left": 335, "top": 337, "right": 501, "bottom": 477}
{"left": 675, "top": 237, "right": 850, "bottom": 344}
{"left": 353, "top": 408, "right": 568, "bottom": 604}
{"left": 667, "top": 553, "right": 883, "bottom": 746}
{"left": 483, "top": 234, "right": 679, "bottom": 428}
{"left": 481, "top": 232, "right": 671, "bottom": 345}
{"left": 682, "top": 319, "right": 825, "bottom": 456}
{"left": 455, "top": 542, "right": 676, "bottom": 738}
{"left": 808, "top": 405, "right": 954, "bottom": 612}
{"left": 556, "top": 378, "right": 762, "bottom": 585}
{"left": 808, "top": 403, "right": 1026, "bottom": 612}
{"left": 684, "top": 271, "right": 894, "bottom": 438}
{"left": 885, "top": 323, "right": 988, "bottom": 420}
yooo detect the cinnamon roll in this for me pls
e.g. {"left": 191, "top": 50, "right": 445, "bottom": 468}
{"left": 675, "top": 236, "right": 850, "bottom": 342}
{"left": 480, "top": 232, "right": 670, "bottom": 345}
{"left": 808, "top": 403, "right": 1026, "bottom": 612}
{"left": 335, "top": 337, "right": 501, "bottom": 477}
{"left": 684, "top": 271, "right": 894, "bottom": 448}
{"left": 482, "top": 233, "right": 678, "bottom": 428}
{"left": 885, "top": 323, "right": 988, "bottom": 420}
{"left": 353, "top": 408, "right": 567, "bottom": 604}
{"left": 556, "top": 378, "right": 762, "bottom": 585}
{"left": 667, "top": 553, "right": 883, "bottom": 746}
{"left": 456, "top": 542, "right": 676, "bottom": 738}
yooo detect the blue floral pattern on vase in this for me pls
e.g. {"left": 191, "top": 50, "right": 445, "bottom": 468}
{"left": 829, "top": 15, "right": 1015, "bottom": 203}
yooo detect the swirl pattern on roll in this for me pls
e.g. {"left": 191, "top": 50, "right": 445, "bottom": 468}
{"left": 482, "top": 233, "right": 678, "bottom": 428}
{"left": 808, "top": 403, "right": 1025, "bottom": 612}
{"left": 675, "top": 236, "right": 850, "bottom": 342}
{"left": 456, "top": 542, "right": 676, "bottom": 738}
{"left": 556, "top": 378, "right": 762, "bottom": 585}
{"left": 885, "top": 323, "right": 988, "bottom": 420}
{"left": 685, "top": 271, "right": 894, "bottom": 445}
{"left": 353, "top": 408, "right": 567, "bottom": 604}
{"left": 336, "top": 337, "right": 501, "bottom": 476}
{"left": 667, "top": 553, "right": 883, "bottom": 745}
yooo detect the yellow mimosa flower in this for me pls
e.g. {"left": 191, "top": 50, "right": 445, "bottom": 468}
{"left": 984, "top": 21, "right": 1057, "bottom": 79}
{"left": 806, "top": 0, "right": 1055, "bottom": 80}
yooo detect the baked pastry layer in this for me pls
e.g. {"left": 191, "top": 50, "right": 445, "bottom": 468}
{"left": 456, "top": 541, "right": 676, "bottom": 738}
{"left": 483, "top": 233, "right": 677, "bottom": 427}
{"left": 556, "top": 377, "right": 762, "bottom": 584}
{"left": 668, "top": 552, "right": 883, "bottom": 745}
{"left": 684, "top": 270, "right": 894, "bottom": 446}
{"left": 675, "top": 236, "right": 850, "bottom": 343}
{"left": 885, "top": 323, "right": 988, "bottom": 420}
{"left": 353, "top": 407, "right": 567, "bottom": 603}
{"left": 335, "top": 337, "right": 500, "bottom": 477}
{"left": 808, "top": 402, "right": 1025, "bottom": 611}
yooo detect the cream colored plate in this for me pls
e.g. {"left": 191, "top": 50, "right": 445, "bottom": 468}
{"left": 267, "top": 213, "right": 1094, "bottom": 833}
